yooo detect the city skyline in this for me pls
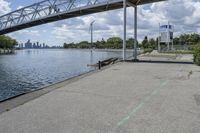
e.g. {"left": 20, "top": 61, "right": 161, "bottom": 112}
{"left": 18, "top": 40, "right": 62, "bottom": 49}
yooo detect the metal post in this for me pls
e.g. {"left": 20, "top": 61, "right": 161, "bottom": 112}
{"left": 171, "top": 25, "right": 174, "bottom": 51}
{"left": 91, "top": 23, "right": 93, "bottom": 49}
{"left": 90, "top": 21, "right": 95, "bottom": 51}
{"left": 167, "top": 21, "right": 170, "bottom": 51}
{"left": 98, "top": 61, "right": 101, "bottom": 70}
{"left": 123, "top": 0, "right": 127, "bottom": 61}
{"left": 158, "top": 23, "right": 161, "bottom": 52}
{"left": 133, "top": 6, "right": 138, "bottom": 61}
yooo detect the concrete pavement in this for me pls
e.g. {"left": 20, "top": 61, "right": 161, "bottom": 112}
{"left": 0, "top": 61, "right": 200, "bottom": 133}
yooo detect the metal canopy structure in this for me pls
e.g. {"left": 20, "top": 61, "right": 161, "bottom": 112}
{"left": 0, "top": 0, "right": 166, "bottom": 60}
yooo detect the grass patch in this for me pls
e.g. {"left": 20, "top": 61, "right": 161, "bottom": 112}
{"left": 143, "top": 48, "right": 153, "bottom": 54}
{"left": 161, "top": 50, "right": 193, "bottom": 54}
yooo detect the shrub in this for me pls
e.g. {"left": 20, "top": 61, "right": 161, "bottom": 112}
{"left": 194, "top": 44, "right": 200, "bottom": 66}
{"left": 143, "top": 48, "right": 153, "bottom": 54}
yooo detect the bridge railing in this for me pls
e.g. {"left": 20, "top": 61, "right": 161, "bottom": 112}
{"left": 0, "top": 0, "right": 115, "bottom": 31}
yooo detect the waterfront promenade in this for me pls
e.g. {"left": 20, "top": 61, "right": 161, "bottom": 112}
{"left": 0, "top": 56, "right": 200, "bottom": 133}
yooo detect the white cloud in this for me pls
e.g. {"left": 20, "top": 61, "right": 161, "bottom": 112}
{"left": 17, "top": 6, "right": 24, "bottom": 10}
{"left": 16, "top": 29, "right": 40, "bottom": 36}
{"left": 149, "top": 0, "right": 200, "bottom": 34}
{"left": 0, "top": 0, "right": 11, "bottom": 15}
{"left": 51, "top": 0, "right": 200, "bottom": 43}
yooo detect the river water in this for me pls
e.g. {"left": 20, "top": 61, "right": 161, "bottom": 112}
{"left": 0, "top": 49, "right": 132, "bottom": 101}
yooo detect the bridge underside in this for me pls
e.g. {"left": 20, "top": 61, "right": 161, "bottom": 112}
{"left": 0, "top": 0, "right": 164, "bottom": 35}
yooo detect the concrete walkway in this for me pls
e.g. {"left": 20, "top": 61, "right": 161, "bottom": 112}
{"left": 0, "top": 61, "right": 200, "bottom": 133}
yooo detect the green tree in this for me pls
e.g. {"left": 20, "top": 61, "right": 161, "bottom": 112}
{"left": 149, "top": 38, "right": 156, "bottom": 49}
{"left": 78, "top": 41, "right": 90, "bottom": 49}
{"left": 64, "top": 42, "right": 76, "bottom": 48}
{"left": 0, "top": 35, "right": 18, "bottom": 49}
{"left": 189, "top": 33, "right": 200, "bottom": 44}
{"left": 106, "top": 37, "right": 122, "bottom": 49}
{"left": 126, "top": 38, "right": 134, "bottom": 49}
{"left": 142, "top": 36, "right": 149, "bottom": 49}
{"left": 173, "top": 37, "right": 180, "bottom": 45}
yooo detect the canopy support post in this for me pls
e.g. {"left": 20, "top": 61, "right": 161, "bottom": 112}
{"left": 123, "top": 0, "right": 127, "bottom": 61}
{"left": 133, "top": 6, "right": 138, "bottom": 61}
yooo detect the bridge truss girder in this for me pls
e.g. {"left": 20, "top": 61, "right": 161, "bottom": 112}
{"left": 0, "top": 0, "right": 165, "bottom": 35}
{"left": 0, "top": 0, "right": 125, "bottom": 35}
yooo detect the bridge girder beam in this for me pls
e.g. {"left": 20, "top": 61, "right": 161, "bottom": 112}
{"left": 0, "top": 0, "right": 165, "bottom": 35}
{"left": 0, "top": 0, "right": 124, "bottom": 35}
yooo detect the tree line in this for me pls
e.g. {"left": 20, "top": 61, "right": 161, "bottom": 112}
{"left": 63, "top": 36, "right": 156, "bottom": 49}
{"left": 64, "top": 33, "right": 200, "bottom": 50}
{"left": 0, "top": 35, "right": 18, "bottom": 49}
{"left": 64, "top": 37, "right": 139, "bottom": 49}
{"left": 173, "top": 33, "right": 200, "bottom": 45}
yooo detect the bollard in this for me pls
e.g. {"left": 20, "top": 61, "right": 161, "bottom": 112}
{"left": 98, "top": 61, "right": 101, "bottom": 70}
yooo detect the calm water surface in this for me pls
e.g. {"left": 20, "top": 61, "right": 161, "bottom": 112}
{"left": 0, "top": 49, "right": 132, "bottom": 101}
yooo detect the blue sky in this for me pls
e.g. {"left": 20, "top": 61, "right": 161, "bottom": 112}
{"left": 8, "top": 0, "right": 39, "bottom": 9}
{"left": 0, "top": 0, "right": 200, "bottom": 46}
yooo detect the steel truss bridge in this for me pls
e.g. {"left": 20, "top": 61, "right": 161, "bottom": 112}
{"left": 0, "top": 0, "right": 165, "bottom": 60}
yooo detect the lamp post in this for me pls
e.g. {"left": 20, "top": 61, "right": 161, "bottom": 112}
{"left": 90, "top": 20, "right": 95, "bottom": 51}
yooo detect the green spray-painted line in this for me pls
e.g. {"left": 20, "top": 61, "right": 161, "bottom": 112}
{"left": 109, "top": 80, "right": 169, "bottom": 133}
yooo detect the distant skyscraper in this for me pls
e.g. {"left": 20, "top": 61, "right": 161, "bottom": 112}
{"left": 37, "top": 42, "right": 39, "bottom": 48}
{"left": 19, "top": 43, "right": 24, "bottom": 48}
{"left": 25, "top": 40, "right": 32, "bottom": 48}
{"left": 33, "top": 43, "right": 36, "bottom": 48}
